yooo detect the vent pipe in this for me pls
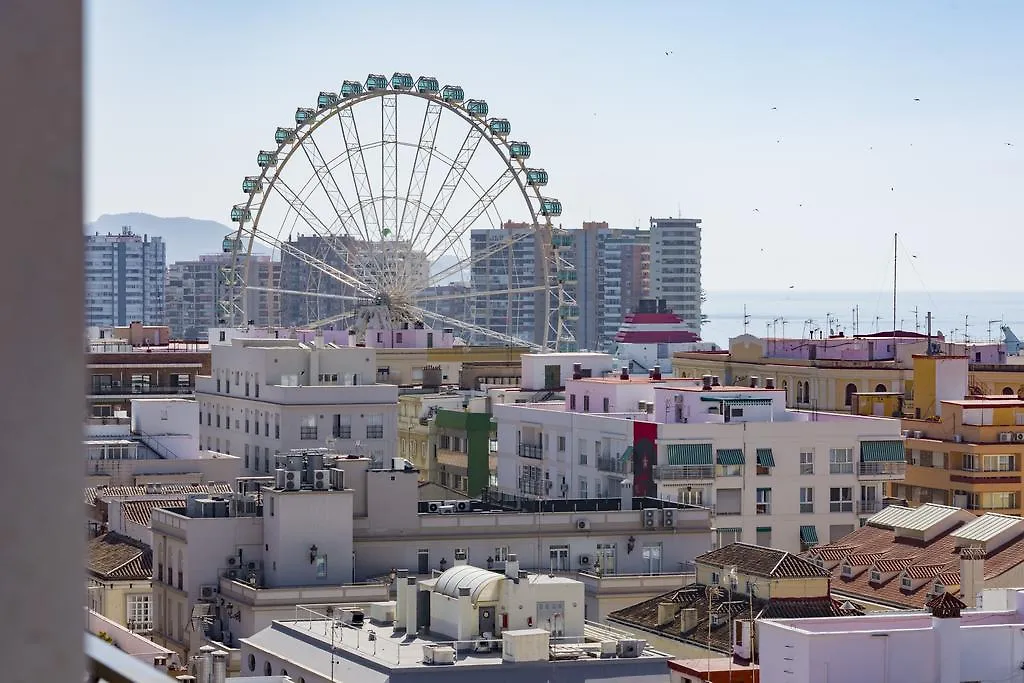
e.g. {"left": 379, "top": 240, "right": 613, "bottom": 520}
{"left": 620, "top": 366, "right": 630, "bottom": 381}
{"left": 505, "top": 553, "right": 520, "bottom": 578}
{"left": 750, "top": 376, "right": 759, "bottom": 388}
{"left": 572, "top": 363, "right": 582, "bottom": 380}
{"left": 701, "top": 375, "right": 713, "bottom": 391}
{"left": 711, "top": 376, "right": 721, "bottom": 387}
{"left": 652, "top": 365, "right": 662, "bottom": 380}
{"left": 211, "top": 650, "right": 228, "bottom": 683}
{"left": 765, "top": 377, "right": 776, "bottom": 390}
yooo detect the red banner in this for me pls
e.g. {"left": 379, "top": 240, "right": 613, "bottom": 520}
{"left": 632, "top": 420, "right": 657, "bottom": 497}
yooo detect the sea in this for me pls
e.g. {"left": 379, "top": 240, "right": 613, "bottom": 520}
{"left": 700, "top": 290, "right": 1024, "bottom": 348}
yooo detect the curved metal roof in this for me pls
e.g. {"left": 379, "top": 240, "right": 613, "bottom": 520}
{"left": 432, "top": 565, "right": 503, "bottom": 604}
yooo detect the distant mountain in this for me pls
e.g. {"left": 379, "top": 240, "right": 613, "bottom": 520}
{"left": 85, "top": 213, "right": 269, "bottom": 264}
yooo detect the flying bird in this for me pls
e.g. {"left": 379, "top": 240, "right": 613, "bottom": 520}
{"left": 891, "top": 187, "right": 894, "bottom": 191}
{"left": 753, "top": 208, "right": 760, "bottom": 213}
{"left": 771, "top": 107, "right": 777, "bottom": 110}
{"left": 788, "top": 285, "right": 795, "bottom": 289}
{"left": 1006, "top": 142, "right": 1014, "bottom": 147}
{"left": 665, "top": 51, "right": 673, "bottom": 55}
{"left": 913, "top": 98, "right": 920, "bottom": 102}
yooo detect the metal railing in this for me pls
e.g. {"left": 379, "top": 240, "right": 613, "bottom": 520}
{"left": 653, "top": 464, "right": 715, "bottom": 480}
{"left": 858, "top": 462, "right": 907, "bottom": 478}
{"left": 88, "top": 385, "right": 193, "bottom": 396}
{"left": 858, "top": 499, "right": 884, "bottom": 515}
{"left": 518, "top": 443, "right": 543, "bottom": 459}
{"left": 596, "top": 456, "right": 625, "bottom": 474}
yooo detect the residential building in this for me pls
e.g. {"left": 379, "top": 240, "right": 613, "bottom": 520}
{"left": 88, "top": 531, "right": 155, "bottom": 634}
{"left": 886, "top": 355, "right": 1024, "bottom": 514}
{"left": 608, "top": 543, "right": 860, "bottom": 660}
{"left": 149, "top": 452, "right": 712, "bottom": 662}
{"left": 674, "top": 332, "right": 1024, "bottom": 413}
{"left": 494, "top": 368, "right": 906, "bottom": 554}
{"left": 86, "top": 338, "right": 210, "bottom": 417}
{"left": 572, "top": 221, "right": 650, "bottom": 351}
{"left": 669, "top": 657, "right": 759, "bottom": 683}
{"left": 758, "top": 588, "right": 1024, "bottom": 683}
{"left": 87, "top": 482, "right": 235, "bottom": 546}
{"left": 431, "top": 404, "right": 496, "bottom": 496}
{"left": 418, "top": 282, "right": 472, "bottom": 328}
{"left": 165, "top": 253, "right": 281, "bottom": 339}
{"left": 85, "top": 608, "right": 179, "bottom": 671}
{"left": 241, "top": 560, "right": 672, "bottom": 683}
{"left": 397, "top": 392, "right": 464, "bottom": 475}
{"left": 197, "top": 334, "right": 399, "bottom": 470}
{"left": 806, "top": 502, "right": 1024, "bottom": 610}
{"left": 85, "top": 226, "right": 166, "bottom": 327}
{"left": 648, "top": 217, "right": 701, "bottom": 334}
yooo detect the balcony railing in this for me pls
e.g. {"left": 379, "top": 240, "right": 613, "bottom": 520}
{"left": 85, "top": 633, "right": 174, "bottom": 683}
{"left": 518, "top": 443, "right": 543, "bottom": 460}
{"left": 88, "top": 385, "right": 193, "bottom": 396}
{"left": 518, "top": 478, "right": 547, "bottom": 496}
{"left": 858, "top": 499, "right": 884, "bottom": 515}
{"left": 653, "top": 464, "right": 715, "bottom": 480}
{"left": 858, "top": 462, "right": 907, "bottom": 478}
{"left": 596, "top": 455, "right": 625, "bottom": 474}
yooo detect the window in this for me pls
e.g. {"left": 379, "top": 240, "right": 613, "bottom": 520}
{"left": 800, "top": 487, "right": 814, "bottom": 513}
{"left": 366, "top": 413, "right": 384, "bottom": 439}
{"left": 829, "top": 448, "right": 854, "bottom": 474}
{"left": 300, "top": 415, "right": 318, "bottom": 440}
{"left": 583, "top": 395, "right": 590, "bottom": 412}
{"left": 549, "top": 544, "right": 570, "bottom": 572}
{"left": 493, "top": 546, "right": 510, "bottom": 563}
{"left": 333, "top": 414, "right": 352, "bottom": 439}
{"left": 901, "top": 575, "right": 913, "bottom": 590}
{"left": 244, "top": 418, "right": 249, "bottom": 433}
{"left": 841, "top": 563, "right": 853, "bottom": 578}
{"left": 830, "top": 487, "right": 854, "bottom": 512}
{"left": 216, "top": 413, "right": 221, "bottom": 428}
{"left": 799, "top": 450, "right": 814, "bottom": 475}
{"left": 126, "top": 594, "right": 152, "bottom": 631}
{"left": 603, "top": 397, "right": 610, "bottom": 412}
{"left": 579, "top": 443, "right": 587, "bottom": 466}
{"left": 315, "top": 555, "right": 328, "bottom": 579}
{"left": 557, "top": 436, "right": 566, "bottom": 452}
{"left": 641, "top": 543, "right": 663, "bottom": 574}
{"left": 844, "top": 383, "right": 857, "bottom": 407}
{"left": 869, "top": 570, "right": 881, "bottom": 583}
{"left": 579, "top": 477, "right": 588, "bottom": 499}
{"left": 570, "top": 394, "right": 576, "bottom": 410}
{"left": 756, "top": 488, "right": 771, "bottom": 514}
{"left": 265, "top": 662, "right": 272, "bottom": 675}
{"left": 274, "top": 415, "right": 280, "bottom": 439}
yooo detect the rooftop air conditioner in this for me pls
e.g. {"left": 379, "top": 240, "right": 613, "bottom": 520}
{"left": 913, "top": 430, "right": 924, "bottom": 438}
{"left": 427, "top": 501, "right": 442, "bottom": 513}
{"left": 954, "top": 434, "right": 963, "bottom": 443}
{"left": 423, "top": 644, "right": 456, "bottom": 665}
{"left": 439, "top": 505, "right": 455, "bottom": 514}
{"left": 284, "top": 470, "right": 299, "bottom": 490}
{"left": 226, "top": 556, "right": 238, "bottom": 568}
{"left": 1000, "top": 432, "right": 1014, "bottom": 443}
{"left": 199, "top": 585, "right": 218, "bottom": 601}
{"left": 579, "top": 554, "right": 592, "bottom": 567}
{"left": 455, "top": 500, "right": 470, "bottom": 512}
{"left": 901, "top": 430, "right": 911, "bottom": 437}
{"left": 643, "top": 509, "right": 657, "bottom": 528}
{"left": 662, "top": 508, "right": 676, "bottom": 528}
{"left": 1016, "top": 433, "right": 1024, "bottom": 442}
{"left": 576, "top": 519, "right": 591, "bottom": 531}
{"left": 313, "top": 469, "right": 329, "bottom": 490}
{"left": 616, "top": 639, "right": 645, "bottom": 658}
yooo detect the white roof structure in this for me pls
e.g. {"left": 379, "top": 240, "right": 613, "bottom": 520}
{"left": 432, "top": 565, "right": 503, "bottom": 604}
{"left": 865, "top": 505, "right": 917, "bottom": 529}
{"left": 953, "top": 513, "right": 1024, "bottom": 545}
{"left": 868, "top": 503, "right": 963, "bottom": 532}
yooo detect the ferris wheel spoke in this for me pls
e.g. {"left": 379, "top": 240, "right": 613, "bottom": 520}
{"left": 243, "top": 285, "right": 364, "bottom": 303}
{"left": 427, "top": 228, "right": 534, "bottom": 287}
{"left": 409, "top": 125, "right": 483, "bottom": 250}
{"left": 398, "top": 99, "right": 441, "bottom": 243}
{"left": 410, "top": 305, "right": 539, "bottom": 350}
{"left": 381, "top": 94, "right": 399, "bottom": 242}
{"left": 415, "top": 283, "right": 548, "bottom": 303}
{"left": 307, "top": 309, "right": 360, "bottom": 330}
{"left": 337, "top": 107, "right": 382, "bottom": 240}
{"left": 298, "top": 131, "right": 365, "bottom": 243}
{"left": 422, "top": 168, "right": 517, "bottom": 261}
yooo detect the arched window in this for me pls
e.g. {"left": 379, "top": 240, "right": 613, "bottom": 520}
{"left": 803, "top": 381, "right": 811, "bottom": 404}
{"left": 845, "top": 383, "right": 857, "bottom": 407}
{"left": 247, "top": 655, "right": 255, "bottom": 672}
{"left": 1003, "top": 387, "right": 1015, "bottom": 395}
{"left": 875, "top": 383, "right": 887, "bottom": 393}
{"left": 264, "top": 662, "right": 272, "bottom": 675}
{"left": 782, "top": 380, "right": 789, "bottom": 402}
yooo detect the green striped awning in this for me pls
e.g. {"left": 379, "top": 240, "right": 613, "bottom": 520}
{"left": 800, "top": 525, "right": 819, "bottom": 544}
{"left": 667, "top": 443, "right": 713, "bottom": 466}
{"left": 756, "top": 448, "right": 776, "bottom": 467}
{"left": 756, "top": 526, "right": 772, "bottom": 533}
{"left": 716, "top": 448, "right": 745, "bottom": 465}
{"left": 620, "top": 446, "right": 634, "bottom": 463}
{"left": 699, "top": 396, "right": 773, "bottom": 406}
{"left": 861, "top": 440, "right": 906, "bottom": 462}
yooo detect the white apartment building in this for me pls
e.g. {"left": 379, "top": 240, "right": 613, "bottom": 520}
{"left": 85, "top": 226, "right": 166, "bottom": 327}
{"left": 197, "top": 334, "right": 399, "bottom": 472}
{"left": 648, "top": 217, "right": 701, "bottom": 333}
{"left": 758, "top": 588, "right": 1024, "bottom": 683}
{"left": 150, "top": 452, "right": 711, "bottom": 662}
{"left": 165, "top": 253, "right": 280, "bottom": 339}
{"left": 493, "top": 370, "right": 906, "bottom": 554}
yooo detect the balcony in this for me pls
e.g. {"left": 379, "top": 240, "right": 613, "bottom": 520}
{"left": 858, "top": 461, "right": 907, "bottom": 479}
{"left": 518, "top": 478, "right": 547, "bottom": 496}
{"left": 88, "top": 384, "right": 193, "bottom": 397}
{"left": 653, "top": 464, "right": 715, "bottom": 481}
{"left": 518, "top": 443, "right": 543, "bottom": 460}
{"left": 858, "top": 499, "right": 884, "bottom": 515}
{"left": 596, "top": 455, "right": 625, "bottom": 474}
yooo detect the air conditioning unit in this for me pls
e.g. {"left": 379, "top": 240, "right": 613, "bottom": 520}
{"left": 1016, "top": 433, "right": 1024, "bottom": 442}
{"left": 444, "top": 500, "right": 462, "bottom": 508}
{"left": 246, "top": 561, "right": 260, "bottom": 571}
{"left": 913, "top": 430, "right": 924, "bottom": 438}
{"left": 274, "top": 468, "right": 287, "bottom": 489}
{"left": 643, "top": 509, "right": 657, "bottom": 528}
{"left": 579, "top": 554, "right": 592, "bottom": 567}
{"left": 455, "top": 500, "right": 470, "bottom": 512}
{"left": 313, "top": 469, "right": 329, "bottom": 490}
{"left": 954, "top": 434, "right": 963, "bottom": 443}
{"left": 1000, "top": 432, "right": 1014, "bottom": 443}
{"left": 662, "top": 508, "right": 675, "bottom": 528}
{"left": 599, "top": 640, "right": 618, "bottom": 657}
{"left": 225, "top": 569, "right": 238, "bottom": 580}
{"left": 576, "top": 519, "right": 591, "bottom": 531}
{"left": 901, "top": 429, "right": 911, "bottom": 437}
{"left": 329, "top": 468, "right": 345, "bottom": 490}
{"left": 616, "top": 639, "right": 645, "bottom": 658}
{"left": 284, "top": 470, "right": 299, "bottom": 490}
{"left": 338, "top": 608, "right": 364, "bottom": 626}
{"left": 423, "top": 644, "right": 456, "bottom": 665}
{"left": 427, "top": 501, "right": 443, "bottom": 513}
{"left": 226, "top": 556, "right": 238, "bottom": 568}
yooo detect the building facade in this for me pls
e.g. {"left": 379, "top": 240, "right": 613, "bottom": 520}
{"left": 86, "top": 343, "right": 211, "bottom": 418}
{"left": 469, "top": 222, "right": 545, "bottom": 346}
{"left": 197, "top": 335, "right": 399, "bottom": 471}
{"left": 649, "top": 217, "right": 701, "bottom": 334}
{"left": 85, "top": 226, "right": 166, "bottom": 327}
{"left": 493, "top": 371, "right": 906, "bottom": 554}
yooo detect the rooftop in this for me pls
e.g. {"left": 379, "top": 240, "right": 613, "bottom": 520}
{"left": 696, "top": 543, "right": 831, "bottom": 579}
{"left": 87, "top": 532, "right": 152, "bottom": 581}
{"left": 85, "top": 482, "right": 233, "bottom": 506}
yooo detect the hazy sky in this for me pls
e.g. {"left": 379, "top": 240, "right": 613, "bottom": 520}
{"left": 86, "top": 1, "right": 1023, "bottom": 292}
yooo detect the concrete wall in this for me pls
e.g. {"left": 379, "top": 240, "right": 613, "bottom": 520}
{"left": 264, "top": 488, "right": 354, "bottom": 587}
{"left": 520, "top": 353, "right": 616, "bottom": 391}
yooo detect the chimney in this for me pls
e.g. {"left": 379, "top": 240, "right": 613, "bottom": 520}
{"left": 712, "top": 376, "right": 721, "bottom": 387}
{"left": 648, "top": 369, "right": 655, "bottom": 379}
{"left": 652, "top": 365, "right": 662, "bottom": 380}
{"left": 750, "top": 376, "right": 759, "bottom": 388}
{"left": 211, "top": 650, "right": 227, "bottom": 683}
{"left": 505, "top": 553, "right": 520, "bottom": 578}
{"left": 959, "top": 546, "right": 984, "bottom": 608}
{"left": 702, "top": 374, "right": 713, "bottom": 391}
{"left": 765, "top": 377, "right": 776, "bottom": 390}
{"left": 196, "top": 645, "right": 214, "bottom": 683}
{"left": 928, "top": 592, "right": 966, "bottom": 683}
{"left": 657, "top": 602, "right": 678, "bottom": 627}
{"left": 680, "top": 608, "right": 699, "bottom": 634}
{"left": 454, "top": 549, "right": 468, "bottom": 567}
{"left": 620, "top": 366, "right": 630, "bottom": 380}
{"left": 572, "top": 363, "right": 582, "bottom": 380}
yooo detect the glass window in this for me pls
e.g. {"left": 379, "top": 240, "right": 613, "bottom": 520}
{"left": 579, "top": 477, "right": 588, "bottom": 499}
{"left": 829, "top": 448, "right": 854, "bottom": 474}
{"left": 641, "top": 543, "right": 663, "bottom": 574}
{"left": 830, "top": 487, "right": 854, "bottom": 512}
{"left": 756, "top": 488, "right": 771, "bottom": 514}
{"left": 800, "top": 487, "right": 814, "bottom": 513}
{"left": 300, "top": 415, "right": 317, "bottom": 440}
{"left": 126, "top": 594, "right": 152, "bottom": 631}
{"left": 366, "top": 413, "right": 384, "bottom": 439}
{"left": 800, "top": 450, "right": 814, "bottom": 475}
{"left": 315, "top": 555, "right": 328, "bottom": 579}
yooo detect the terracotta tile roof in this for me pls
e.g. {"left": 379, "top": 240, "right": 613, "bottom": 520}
{"left": 607, "top": 584, "right": 861, "bottom": 656}
{"left": 87, "top": 532, "right": 152, "bottom": 581}
{"left": 85, "top": 482, "right": 233, "bottom": 506}
{"left": 805, "top": 519, "right": 1024, "bottom": 608}
{"left": 874, "top": 557, "right": 916, "bottom": 573}
{"left": 120, "top": 499, "right": 186, "bottom": 527}
{"left": 697, "top": 543, "right": 830, "bottom": 579}
{"left": 845, "top": 552, "right": 886, "bottom": 567}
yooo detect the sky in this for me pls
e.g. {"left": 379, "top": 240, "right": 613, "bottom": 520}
{"left": 85, "top": 1, "right": 1024, "bottom": 292}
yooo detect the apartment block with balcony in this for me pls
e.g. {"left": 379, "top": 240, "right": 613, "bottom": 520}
{"left": 649, "top": 217, "right": 701, "bottom": 334}
{"left": 197, "top": 333, "right": 398, "bottom": 472}
{"left": 494, "top": 366, "right": 906, "bottom": 555}
{"left": 892, "top": 354, "right": 1024, "bottom": 515}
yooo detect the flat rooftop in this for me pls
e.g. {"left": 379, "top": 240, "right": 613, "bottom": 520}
{"left": 768, "top": 608, "right": 1024, "bottom": 635}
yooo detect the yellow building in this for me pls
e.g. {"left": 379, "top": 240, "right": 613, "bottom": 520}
{"left": 397, "top": 393, "right": 463, "bottom": 476}
{"left": 87, "top": 532, "right": 153, "bottom": 634}
{"left": 674, "top": 334, "right": 1024, "bottom": 414}
{"left": 890, "top": 355, "right": 1024, "bottom": 515}
{"left": 376, "top": 345, "right": 528, "bottom": 386}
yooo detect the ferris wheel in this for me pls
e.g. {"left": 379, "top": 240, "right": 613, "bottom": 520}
{"left": 221, "top": 72, "right": 578, "bottom": 350}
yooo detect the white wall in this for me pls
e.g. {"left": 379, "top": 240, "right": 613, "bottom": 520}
{"left": 520, "top": 353, "right": 616, "bottom": 391}
{"left": 263, "top": 489, "right": 354, "bottom": 588}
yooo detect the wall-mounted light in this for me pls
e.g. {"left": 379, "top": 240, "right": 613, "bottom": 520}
{"left": 309, "top": 544, "right": 318, "bottom": 564}
{"left": 627, "top": 536, "right": 636, "bottom": 554}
